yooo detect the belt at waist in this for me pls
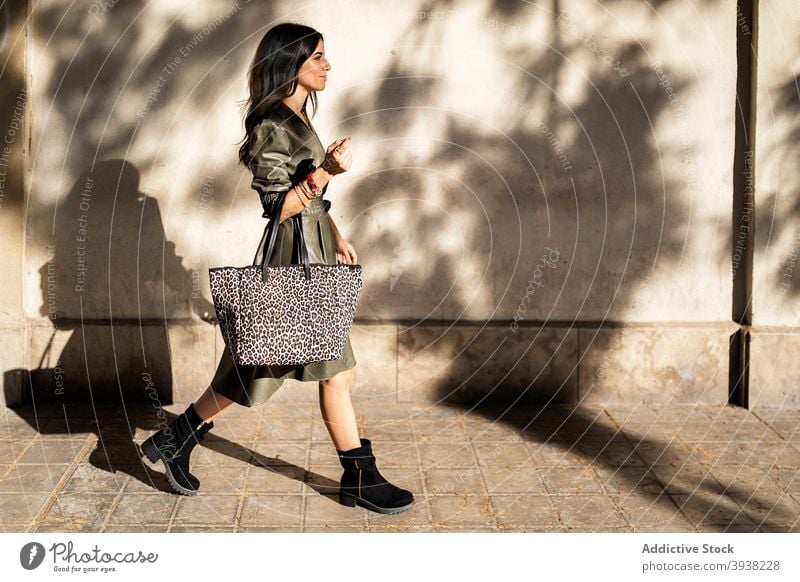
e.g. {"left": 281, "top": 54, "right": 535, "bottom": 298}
{"left": 254, "top": 207, "right": 329, "bottom": 266}
{"left": 300, "top": 196, "right": 329, "bottom": 217}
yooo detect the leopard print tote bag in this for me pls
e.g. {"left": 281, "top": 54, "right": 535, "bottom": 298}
{"left": 208, "top": 190, "right": 363, "bottom": 366}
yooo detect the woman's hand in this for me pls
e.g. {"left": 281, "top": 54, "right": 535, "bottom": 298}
{"left": 327, "top": 205, "right": 357, "bottom": 264}
{"left": 322, "top": 137, "right": 352, "bottom": 175}
{"left": 334, "top": 234, "right": 358, "bottom": 265}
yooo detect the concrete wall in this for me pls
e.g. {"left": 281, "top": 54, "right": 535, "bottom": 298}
{"left": 749, "top": 0, "right": 800, "bottom": 406}
{"left": 0, "top": 0, "right": 28, "bottom": 405}
{"left": 0, "top": 0, "right": 793, "bottom": 407}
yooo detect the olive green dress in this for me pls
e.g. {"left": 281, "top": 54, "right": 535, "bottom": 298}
{"left": 209, "top": 101, "right": 357, "bottom": 407}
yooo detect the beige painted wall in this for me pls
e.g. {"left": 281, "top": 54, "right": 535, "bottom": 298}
{"left": 24, "top": 0, "right": 737, "bottom": 324}
{"left": 752, "top": 0, "right": 800, "bottom": 326}
{"left": 0, "top": 0, "right": 28, "bottom": 405}
{"left": 749, "top": 0, "right": 800, "bottom": 407}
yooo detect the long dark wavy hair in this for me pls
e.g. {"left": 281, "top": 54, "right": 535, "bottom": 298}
{"left": 237, "top": 22, "right": 323, "bottom": 167}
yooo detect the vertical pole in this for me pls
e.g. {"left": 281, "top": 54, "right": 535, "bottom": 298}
{"left": 729, "top": 0, "right": 758, "bottom": 407}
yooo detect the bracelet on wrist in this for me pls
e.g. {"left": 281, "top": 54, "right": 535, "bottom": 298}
{"left": 293, "top": 186, "right": 309, "bottom": 208}
{"left": 306, "top": 171, "right": 320, "bottom": 195}
{"left": 299, "top": 180, "right": 316, "bottom": 200}
{"left": 297, "top": 181, "right": 311, "bottom": 200}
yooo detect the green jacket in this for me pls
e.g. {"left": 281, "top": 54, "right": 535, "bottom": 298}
{"left": 248, "top": 100, "right": 331, "bottom": 219}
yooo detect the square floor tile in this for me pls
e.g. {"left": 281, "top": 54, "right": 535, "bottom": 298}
{"left": 190, "top": 465, "right": 248, "bottom": 493}
{"left": 413, "top": 419, "right": 468, "bottom": 442}
{"left": 429, "top": 495, "right": 495, "bottom": 527}
{"left": 632, "top": 440, "right": 698, "bottom": 466}
{"left": 595, "top": 465, "right": 667, "bottom": 495}
{"left": 245, "top": 464, "right": 305, "bottom": 494}
{"left": 370, "top": 442, "right": 419, "bottom": 468}
{"left": 526, "top": 442, "right": 588, "bottom": 467}
{"left": 193, "top": 439, "right": 256, "bottom": 466}
{"left": 304, "top": 494, "right": 368, "bottom": 527}
{"left": 424, "top": 467, "right": 487, "bottom": 496}
{"left": 0, "top": 492, "right": 50, "bottom": 523}
{"left": 308, "top": 442, "right": 341, "bottom": 466}
{"left": 103, "top": 524, "right": 169, "bottom": 532}
{"left": 481, "top": 467, "right": 547, "bottom": 494}
{"left": 540, "top": 467, "right": 604, "bottom": 494}
{"left": 649, "top": 464, "right": 723, "bottom": 496}
{"left": 610, "top": 492, "right": 692, "bottom": 528}
{"left": 766, "top": 467, "right": 800, "bottom": 494}
{"left": 63, "top": 463, "right": 128, "bottom": 493}
{"left": 670, "top": 492, "right": 756, "bottom": 526}
{"left": 174, "top": 494, "right": 239, "bottom": 526}
{"left": 16, "top": 439, "right": 86, "bottom": 465}
{"left": 463, "top": 420, "right": 525, "bottom": 443}
{"left": 491, "top": 495, "right": 560, "bottom": 528}
{"left": 205, "top": 420, "right": 261, "bottom": 440}
{"left": 259, "top": 418, "right": 312, "bottom": 441}
{"left": 364, "top": 496, "right": 430, "bottom": 527}
{"left": 474, "top": 443, "right": 532, "bottom": 467}
{"left": 0, "top": 441, "right": 28, "bottom": 464}
{"left": 37, "top": 492, "right": 118, "bottom": 532}
{"left": 362, "top": 420, "right": 416, "bottom": 442}
{"left": 244, "top": 442, "right": 308, "bottom": 468}
{"left": 106, "top": 494, "right": 178, "bottom": 525}
{"left": 239, "top": 495, "right": 303, "bottom": 527}
{"left": 576, "top": 440, "right": 644, "bottom": 467}
{"left": 552, "top": 494, "right": 627, "bottom": 529}
{"left": 304, "top": 465, "right": 341, "bottom": 496}
{"left": 0, "top": 464, "right": 70, "bottom": 493}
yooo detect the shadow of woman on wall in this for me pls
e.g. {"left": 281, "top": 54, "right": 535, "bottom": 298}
{"left": 5, "top": 159, "right": 210, "bottom": 490}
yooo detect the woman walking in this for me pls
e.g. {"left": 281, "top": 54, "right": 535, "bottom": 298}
{"left": 139, "top": 22, "right": 414, "bottom": 515}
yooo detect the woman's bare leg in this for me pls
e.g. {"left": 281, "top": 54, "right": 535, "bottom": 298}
{"left": 193, "top": 385, "right": 236, "bottom": 422}
{"left": 319, "top": 368, "right": 361, "bottom": 451}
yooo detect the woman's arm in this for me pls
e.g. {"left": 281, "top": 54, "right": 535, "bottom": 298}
{"left": 328, "top": 213, "right": 358, "bottom": 264}
{"left": 276, "top": 165, "right": 333, "bottom": 224}
{"left": 327, "top": 212, "right": 343, "bottom": 239}
{"left": 276, "top": 136, "right": 351, "bottom": 224}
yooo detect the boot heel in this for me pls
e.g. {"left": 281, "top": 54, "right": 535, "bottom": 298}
{"left": 339, "top": 492, "right": 357, "bottom": 507}
{"left": 140, "top": 437, "right": 161, "bottom": 463}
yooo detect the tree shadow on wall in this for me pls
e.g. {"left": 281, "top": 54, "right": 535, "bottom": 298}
{"left": 745, "top": 55, "right": 800, "bottom": 300}
{"left": 4, "top": 0, "right": 271, "bottom": 411}
{"left": 2, "top": 0, "right": 283, "bottom": 503}
{"left": 4, "top": 159, "right": 215, "bottom": 489}
{"left": 333, "top": 0, "right": 788, "bottom": 530}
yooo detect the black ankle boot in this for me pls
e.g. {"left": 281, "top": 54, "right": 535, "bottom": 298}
{"left": 140, "top": 403, "right": 213, "bottom": 496}
{"left": 336, "top": 438, "right": 415, "bottom": 514}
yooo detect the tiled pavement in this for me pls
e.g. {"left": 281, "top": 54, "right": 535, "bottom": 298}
{"left": 0, "top": 400, "right": 798, "bottom": 533}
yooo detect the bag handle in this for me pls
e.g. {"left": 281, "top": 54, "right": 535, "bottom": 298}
{"left": 257, "top": 188, "right": 312, "bottom": 283}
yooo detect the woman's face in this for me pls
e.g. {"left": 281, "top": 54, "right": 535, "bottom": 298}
{"left": 297, "top": 38, "right": 330, "bottom": 93}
